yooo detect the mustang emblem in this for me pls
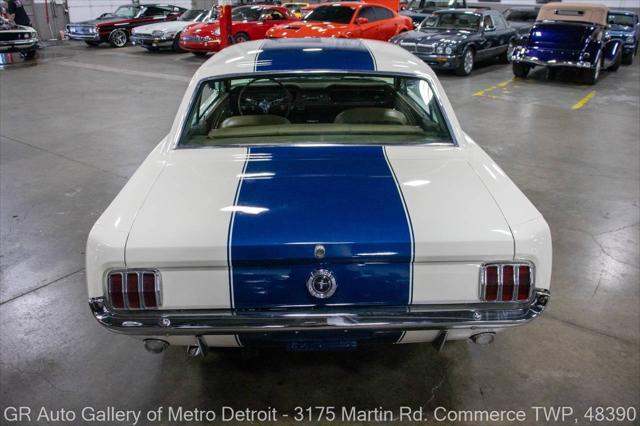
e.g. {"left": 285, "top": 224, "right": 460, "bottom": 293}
{"left": 306, "top": 269, "right": 337, "bottom": 299}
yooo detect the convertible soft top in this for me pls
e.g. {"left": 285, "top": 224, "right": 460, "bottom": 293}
{"left": 537, "top": 2, "right": 608, "bottom": 26}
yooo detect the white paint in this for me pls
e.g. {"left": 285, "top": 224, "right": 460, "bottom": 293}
{"left": 86, "top": 39, "right": 553, "bottom": 347}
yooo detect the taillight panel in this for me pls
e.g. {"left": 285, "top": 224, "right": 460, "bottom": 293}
{"left": 480, "top": 263, "right": 534, "bottom": 302}
{"left": 107, "top": 270, "right": 161, "bottom": 310}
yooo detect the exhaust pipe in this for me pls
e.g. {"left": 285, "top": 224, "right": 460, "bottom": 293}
{"left": 187, "top": 335, "right": 209, "bottom": 358}
{"left": 144, "top": 339, "right": 170, "bottom": 354}
{"left": 470, "top": 332, "right": 496, "bottom": 345}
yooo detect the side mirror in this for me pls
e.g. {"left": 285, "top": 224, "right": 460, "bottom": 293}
{"left": 484, "top": 25, "right": 496, "bottom": 32}
{"left": 356, "top": 17, "right": 368, "bottom": 25}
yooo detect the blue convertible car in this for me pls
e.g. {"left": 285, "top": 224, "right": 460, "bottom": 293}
{"left": 512, "top": 2, "right": 623, "bottom": 85}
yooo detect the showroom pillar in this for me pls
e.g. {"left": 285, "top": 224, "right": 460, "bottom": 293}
{"left": 218, "top": 0, "right": 233, "bottom": 49}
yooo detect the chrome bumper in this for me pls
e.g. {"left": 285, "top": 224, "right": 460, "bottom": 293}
{"left": 89, "top": 289, "right": 550, "bottom": 335}
{"left": 67, "top": 33, "right": 100, "bottom": 41}
{"left": 131, "top": 35, "right": 174, "bottom": 47}
{"left": 0, "top": 39, "right": 37, "bottom": 51}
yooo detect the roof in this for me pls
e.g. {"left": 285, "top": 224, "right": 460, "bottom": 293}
{"left": 537, "top": 2, "right": 608, "bottom": 26}
{"left": 433, "top": 8, "right": 482, "bottom": 15}
{"left": 194, "top": 38, "right": 435, "bottom": 80}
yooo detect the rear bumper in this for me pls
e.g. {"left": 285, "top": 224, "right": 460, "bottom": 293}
{"left": 89, "top": 289, "right": 550, "bottom": 336}
{"left": 512, "top": 47, "right": 595, "bottom": 69}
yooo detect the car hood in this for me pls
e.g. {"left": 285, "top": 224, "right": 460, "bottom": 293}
{"left": 0, "top": 20, "right": 34, "bottom": 32}
{"left": 71, "top": 16, "right": 131, "bottom": 26}
{"left": 270, "top": 21, "right": 352, "bottom": 37}
{"left": 393, "top": 28, "right": 474, "bottom": 43}
{"left": 528, "top": 22, "right": 595, "bottom": 50}
{"left": 183, "top": 22, "right": 216, "bottom": 36}
{"left": 134, "top": 20, "right": 193, "bottom": 34}
{"left": 125, "top": 145, "right": 514, "bottom": 270}
{"left": 607, "top": 25, "right": 634, "bottom": 36}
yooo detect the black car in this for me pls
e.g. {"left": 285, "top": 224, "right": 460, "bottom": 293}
{"left": 400, "top": 0, "right": 467, "bottom": 28}
{"left": 503, "top": 7, "right": 539, "bottom": 37}
{"left": 391, "top": 9, "right": 517, "bottom": 76}
{"left": 66, "top": 4, "right": 186, "bottom": 48}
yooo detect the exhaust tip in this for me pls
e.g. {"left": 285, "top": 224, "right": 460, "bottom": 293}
{"left": 144, "top": 339, "right": 170, "bottom": 354}
{"left": 470, "top": 332, "right": 495, "bottom": 345}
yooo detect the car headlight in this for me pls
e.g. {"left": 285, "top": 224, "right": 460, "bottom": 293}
{"left": 93, "top": 26, "right": 99, "bottom": 34}
{"left": 444, "top": 46, "right": 453, "bottom": 55}
{"left": 165, "top": 32, "right": 176, "bottom": 39}
{"left": 213, "top": 28, "right": 220, "bottom": 36}
{"left": 152, "top": 30, "right": 165, "bottom": 38}
{"left": 625, "top": 35, "right": 635, "bottom": 44}
{"left": 436, "top": 44, "right": 444, "bottom": 54}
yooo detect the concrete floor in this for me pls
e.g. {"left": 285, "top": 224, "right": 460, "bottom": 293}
{"left": 1, "top": 44, "right": 638, "bottom": 425}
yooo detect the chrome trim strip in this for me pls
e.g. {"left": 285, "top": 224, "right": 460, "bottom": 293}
{"left": 88, "top": 289, "right": 550, "bottom": 336}
{"left": 514, "top": 265, "right": 520, "bottom": 302}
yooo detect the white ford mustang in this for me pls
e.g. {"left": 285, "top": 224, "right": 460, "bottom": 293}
{"left": 87, "top": 38, "right": 551, "bottom": 355}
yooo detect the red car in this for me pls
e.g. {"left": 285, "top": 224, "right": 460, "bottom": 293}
{"left": 179, "top": 5, "right": 298, "bottom": 56}
{"left": 266, "top": 2, "right": 412, "bottom": 41}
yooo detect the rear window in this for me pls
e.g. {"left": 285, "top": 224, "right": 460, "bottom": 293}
{"left": 178, "top": 74, "right": 454, "bottom": 147}
{"left": 304, "top": 6, "right": 355, "bottom": 24}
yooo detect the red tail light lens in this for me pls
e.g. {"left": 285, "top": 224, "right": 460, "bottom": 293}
{"left": 518, "top": 265, "right": 531, "bottom": 301}
{"left": 481, "top": 263, "right": 533, "bottom": 302}
{"left": 484, "top": 265, "right": 498, "bottom": 301}
{"left": 108, "top": 272, "right": 124, "bottom": 309}
{"left": 107, "top": 270, "right": 160, "bottom": 310}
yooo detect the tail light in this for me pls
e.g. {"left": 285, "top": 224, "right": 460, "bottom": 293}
{"left": 480, "top": 263, "right": 533, "bottom": 302}
{"left": 107, "top": 270, "right": 161, "bottom": 310}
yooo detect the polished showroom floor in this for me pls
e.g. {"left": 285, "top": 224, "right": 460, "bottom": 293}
{"left": 1, "top": 43, "right": 638, "bottom": 420}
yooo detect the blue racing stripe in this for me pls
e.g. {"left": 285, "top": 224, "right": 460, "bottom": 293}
{"left": 229, "top": 145, "right": 412, "bottom": 309}
{"left": 255, "top": 38, "right": 376, "bottom": 72}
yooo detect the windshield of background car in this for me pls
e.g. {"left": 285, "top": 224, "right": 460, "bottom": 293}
{"left": 423, "top": 12, "right": 481, "bottom": 30}
{"left": 113, "top": 6, "right": 139, "bottom": 18}
{"left": 180, "top": 10, "right": 206, "bottom": 21}
{"left": 608, "top": 13, "right": 635, "bottom": 27}
{"left": 504, "top": 9, "right": 538, "bottom": 22}
{"left": 304, "top": 6, "right": 355, "bottom": 24}
{"left": 232, "top": 7, "right": 263, "bottom": 21}
{"left": 178, "top": 74, "right": 453, "bottom": 147}
{"left": 407, "top": 0, "right": 455, "bottom": 11}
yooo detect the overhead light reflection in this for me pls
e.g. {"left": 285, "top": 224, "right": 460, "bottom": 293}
{"left": 403, "top": 180, "right": 431, "bottom": 187}
{"left": 221, "top": 206, "right": 269, "bottom": 215}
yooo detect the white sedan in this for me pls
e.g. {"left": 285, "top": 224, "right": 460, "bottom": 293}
{"left": 87, "top": 38, "right": 551, "bottom": 355}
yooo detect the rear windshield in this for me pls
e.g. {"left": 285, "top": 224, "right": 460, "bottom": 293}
{"left": 304, "top": 6, "right": 355, "bottom": 24}
{"left": 178, "top": 74, "right": 453, "bottom": 147}
{"left": 608, "top": 13, "right": 635, "bottom": 27}
{"left": 504, "top": 9, "right": 538, "bottom": 22}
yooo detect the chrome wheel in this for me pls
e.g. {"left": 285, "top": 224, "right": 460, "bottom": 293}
{"left": 463, "top": 50, "right": 474, "bottom": 74}
{"left": 109, "top": 29, "right": 128, "bottom": 48}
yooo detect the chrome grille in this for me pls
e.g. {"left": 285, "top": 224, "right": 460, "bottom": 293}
{"left": 69, "top": 25, "right": 94, "bottom": 34}
{"left": 416, "top": 43, "right": 435, "bottom": 54}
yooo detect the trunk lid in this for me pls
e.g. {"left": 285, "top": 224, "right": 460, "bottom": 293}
{"left": 529, "top": 22, "right": 593, "bottom": 50}
{"left": 125, "top": 145, "right": 513, "bottom": 309}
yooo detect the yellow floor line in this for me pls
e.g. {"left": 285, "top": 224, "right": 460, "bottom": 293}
{"left": 473, "top": 79, "right": 514, "bottom": 97}
{"left": 572, "top": 91, "right": 596, "bottom": 110}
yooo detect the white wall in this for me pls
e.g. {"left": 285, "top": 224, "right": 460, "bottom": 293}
{"left": 66, "top": 0, "right": 193, "bottom": 23}
{"left": 475, "top": 0, "right": 640, "bottom": 7}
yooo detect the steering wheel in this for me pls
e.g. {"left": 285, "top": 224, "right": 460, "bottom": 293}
{"left": 237, "top": 77, "right": 293, "bottom": 117}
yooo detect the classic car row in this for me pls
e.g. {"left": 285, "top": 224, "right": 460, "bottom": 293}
{"left": 63, "top": 2, "right": 639, "bottom": 84}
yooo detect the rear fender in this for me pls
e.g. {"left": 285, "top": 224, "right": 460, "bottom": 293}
{"left": 603, "top": 39, "right": 623, "bottom": 67}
